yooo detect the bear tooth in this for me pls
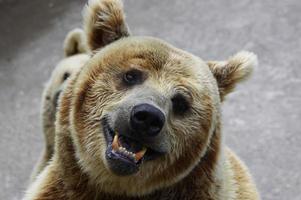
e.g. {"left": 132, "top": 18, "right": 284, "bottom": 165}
{"left": 115, "top": 144, "right": 137, "bottom": 159}
{"left": 135, "top": 147, "right": 147, "bottom": 162}
{"left": 112, "top": 134, "right": 119, "bottom": 151}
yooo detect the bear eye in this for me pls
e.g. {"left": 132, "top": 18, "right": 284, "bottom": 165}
{"left": 171, "top": 94, "right": 190, "bottom": 115}
{"left": 63, "top": 72, "right": 70, "bottom": 81}
{"left": 123, "top": 69, "right": 143, "bottom": 86}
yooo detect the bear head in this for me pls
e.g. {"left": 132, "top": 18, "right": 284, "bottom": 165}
{"left": 42, "top": 28, "right": 89, "bottom": 151}
{"left": 57, "top": 0, "right": 258, "bottom": 196}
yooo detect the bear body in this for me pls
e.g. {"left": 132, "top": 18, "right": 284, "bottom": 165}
{"left": 30, "top": 29, "right": 89, "bottom": 180}
{"left": 24, "top": 0, "right": 260, "bottom": 199}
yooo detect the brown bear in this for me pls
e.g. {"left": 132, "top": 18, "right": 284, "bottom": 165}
{"left": 24, "top": 0, "right": 260, "bottom": 199}
{"left": 30, "top": 29, "right": 89, "bottom": 180}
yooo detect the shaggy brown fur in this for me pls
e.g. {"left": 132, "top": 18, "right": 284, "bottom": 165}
{"left": 84, "top": 0, "right": 130, "bottom": 51}
{"left": 207, "top": 52, "right": 257, "bottom": 101}
{"left": 64, "top": 28, "right": 89, "bottom": 56}
{"left": 24, "top": 0, "right": 260, "bottom": 199}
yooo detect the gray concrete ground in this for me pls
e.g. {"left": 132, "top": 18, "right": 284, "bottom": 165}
{"left": 0, "top": 0, "right": 300, "bottom": 199}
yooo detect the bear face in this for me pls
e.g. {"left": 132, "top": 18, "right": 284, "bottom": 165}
{"left": 55, "top": 0, "right": 257, "bottom": 196}
{"left": 43, "top": 28, "right": 89, "bottom": 132}
{"left": 43, "top": 54, "right": 88, "bottom": 117}
{"left": 33, "top": 29, "right": 89, "bottom": 179}
{"left": 42, "top": 53, "right": 88, "bottom": 150}
{"left": 70, "top": 36, "right": 219, "bottom": 195}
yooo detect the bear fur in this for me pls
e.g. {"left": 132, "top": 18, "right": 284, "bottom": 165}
{"left": 30, "top": 29, "right": 90, "bottom": 180}
{"left": 24, "top": 0, "right": 260, "bottom": 199}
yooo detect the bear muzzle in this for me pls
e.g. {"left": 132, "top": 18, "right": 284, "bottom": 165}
{"left": 101, "top": 103, "right": 169, "bottom": 176}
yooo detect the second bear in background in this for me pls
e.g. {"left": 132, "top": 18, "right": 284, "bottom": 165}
{"left": 30, "top": 29, "right": 89, "bottom": 180}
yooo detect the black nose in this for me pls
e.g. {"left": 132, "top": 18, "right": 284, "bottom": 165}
{"left": 130, "top": 104, "right": 165, "bottom": 137}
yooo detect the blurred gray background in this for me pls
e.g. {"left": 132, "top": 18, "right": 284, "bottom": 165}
{"left": 0, "top": 0, "right": 300, "bottom": 199}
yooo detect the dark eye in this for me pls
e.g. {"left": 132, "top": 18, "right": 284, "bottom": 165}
{"left": 171, "top": 94, "right": 190, "bottom": 115}
{"left": 123, "top": 69, "right": 143, "bottom": 86}
{"left": 63, "top": 72, "right": 70, "bottom": 81}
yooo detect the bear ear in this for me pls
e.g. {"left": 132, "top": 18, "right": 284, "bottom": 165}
{"left": 83, "top": 0, "right": 130, "bottom": 51}
{"left": 207, "top": 51, "right": 258, "bottom": 101}
{"left": 64, "top": 28, "right": 89, "bottom": 57}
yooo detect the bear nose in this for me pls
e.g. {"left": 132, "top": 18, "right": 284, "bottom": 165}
{"left": 130, "top": 103, "right": 165, "bottom": 137}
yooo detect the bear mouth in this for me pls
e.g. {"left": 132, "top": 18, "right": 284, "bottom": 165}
{"left": 102, "top": 117, "right": 163, "bottom": 176}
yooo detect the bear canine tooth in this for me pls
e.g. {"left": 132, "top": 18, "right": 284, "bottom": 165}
{"left": 135, "top": 147, "right": 147, "bottom": 162}
{"left": 112, "top": 134, "right": 119, "bottom": 151}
